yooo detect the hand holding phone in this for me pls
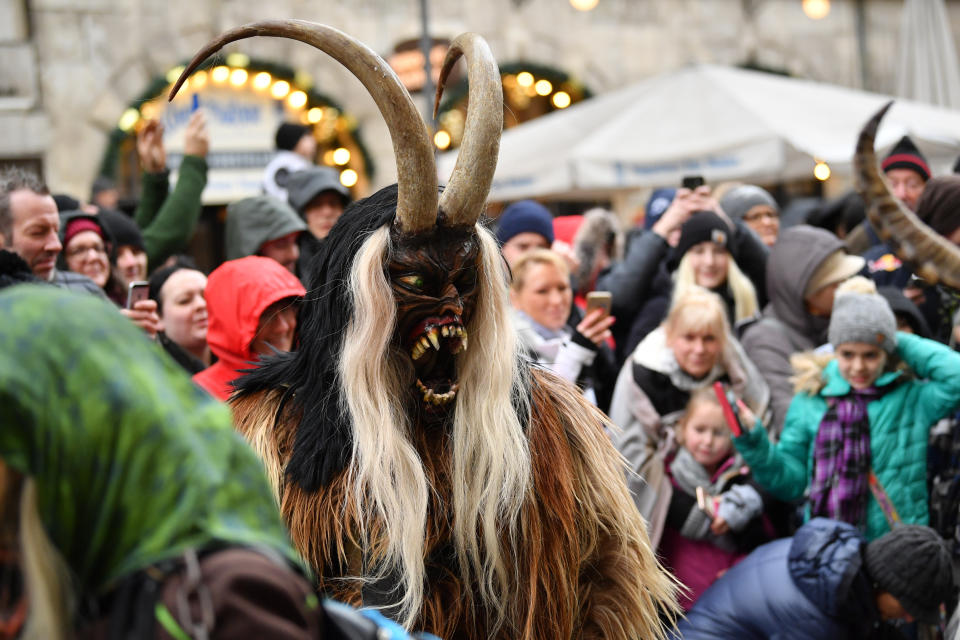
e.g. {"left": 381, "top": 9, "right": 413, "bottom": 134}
{"left": 585, "top": 291, "right": 612, "bottom": 318}
{"left": 578, "top": 291, "right": 615, "bottom": 348}
{"left": 696, "top": 486, "right": 717, "bottom": 517}
{"left": 126, "top": 281, "right": 150, "bottom": 309}
{"left": 712, "top": 381, "right": 744, "bottom": 437}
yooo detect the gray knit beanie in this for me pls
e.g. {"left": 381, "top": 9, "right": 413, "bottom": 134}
{"left": 828, "top": 290, "right": 897, "bottom": 354}
{"left": 719, "top": 185, "right": 778, "bottom": 221}
{"left": 864, "top": 525, "right": 956, "bottom": 623}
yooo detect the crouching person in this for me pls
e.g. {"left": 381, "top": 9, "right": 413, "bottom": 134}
{"left": 0, "top": 285, "right": 436, "bottom": 640}
{"left": 675, "top": 518, "right": 956, "bottom": 639}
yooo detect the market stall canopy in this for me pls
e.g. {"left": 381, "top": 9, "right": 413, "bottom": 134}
{"left": 896, "top": 0, "right": 960, "bottom": 109}
{"left": 437, "top": 64, "right": 960, "bottom": 201}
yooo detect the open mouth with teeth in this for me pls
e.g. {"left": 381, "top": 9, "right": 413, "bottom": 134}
{"left": 407, "top": 315, "right": 468, "bottom": 407}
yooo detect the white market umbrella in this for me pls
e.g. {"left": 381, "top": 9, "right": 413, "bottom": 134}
{"left": 897, "top": 0, "right": 960, "bottom": 109}
{"left": 438, "top": 64, "right": 960, "bottom": 201}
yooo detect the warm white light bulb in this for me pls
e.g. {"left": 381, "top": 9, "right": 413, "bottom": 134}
{"left": 570, "top": 0, "right": 599, "bottom": 10}
{"left": 802, "top": 0, "right": 830, "bottom": 20}
{"left": 552, "top": 91, "right": 572, "bottom": 109}
{"left": 340, "top": 169, "right": 358, "bottom": 187}
{"left": 434, "top": 130, "right": 451, "bottom": 150}
{"left": 814, "top": 161, "right": 831, "bottom": 181}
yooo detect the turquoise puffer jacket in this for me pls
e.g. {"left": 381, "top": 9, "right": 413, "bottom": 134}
{"left": 734, "top": 332, "right": 960, "bottom": 540}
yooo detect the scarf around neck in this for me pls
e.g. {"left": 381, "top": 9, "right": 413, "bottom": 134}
{"left": 809, "top": 386, "right": 886, "bottom": 528}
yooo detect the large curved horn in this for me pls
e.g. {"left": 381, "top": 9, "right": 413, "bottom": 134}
{"left": 854, "top": 101, "right": 960, "bottom": 288}
{"left": 433, "top": 33, "right": 502, "bottom": 227}
{"left": 169, "top": 20, "right": 438, "bottom": 234}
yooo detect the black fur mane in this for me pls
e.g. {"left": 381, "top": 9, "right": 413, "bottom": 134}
{"left": 235, "top": 184, "right": 399, "bottom": 492}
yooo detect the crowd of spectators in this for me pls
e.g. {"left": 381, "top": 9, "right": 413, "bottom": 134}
{"left": 491, "top": 137, "right": 960, "bottom": 637}
{"left": 2, "top": 111, "right": 960, "bottom": 638}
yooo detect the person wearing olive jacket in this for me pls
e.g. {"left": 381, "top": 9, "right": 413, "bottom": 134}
{"left": 133, "top": 110, "right": 209, "bottom": 270}
{"left": 733, "top": 278, "right": 960, "bottom": 541}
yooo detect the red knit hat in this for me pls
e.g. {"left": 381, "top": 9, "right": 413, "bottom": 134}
{"left": 63, "top": 217, "right": 104, "bottom": 249}
{"left": 881, "top": 135, "right": 931, "bottom": 181}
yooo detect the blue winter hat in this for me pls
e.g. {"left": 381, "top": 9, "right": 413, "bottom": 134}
{"left": 643, "top": 188, "right": 676, "bottom": 230}
{"left": 496, "top": 200, "right": 554, "bottom": 246}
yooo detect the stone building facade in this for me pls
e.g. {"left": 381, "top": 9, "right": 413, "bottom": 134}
{"left": 1, "top": 0, "right": 958, "bottom": 200}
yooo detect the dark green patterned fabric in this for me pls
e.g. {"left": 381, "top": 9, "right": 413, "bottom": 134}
{"left": 0, "top": 285, "right": 300, "bottom": 595}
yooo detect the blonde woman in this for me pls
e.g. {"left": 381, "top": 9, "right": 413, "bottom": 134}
{"left": 608, "top": 286, "right": 769, "bottom": 545}
{"left": 626, "top": 211, "right": 763, "bottom": 353}
{"left": 509, "top": 248, "right": 616, "bottom": 407}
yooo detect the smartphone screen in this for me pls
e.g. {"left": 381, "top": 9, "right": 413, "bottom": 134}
{"left": 712, "top": 381, "right": 743, "bottom": 437}
{"left": 126, "top": 281, "right": 150, "bottom": 309}
{"left": 585, "top": 291, "right": 612, "bottom": 317}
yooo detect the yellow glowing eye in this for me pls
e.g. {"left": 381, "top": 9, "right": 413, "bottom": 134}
{"left": 399, "top": 275, "right": 425, "bottom": 290}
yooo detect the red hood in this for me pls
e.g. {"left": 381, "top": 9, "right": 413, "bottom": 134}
{"left": 204, "top": 255, "right": 306, "bottom": 367}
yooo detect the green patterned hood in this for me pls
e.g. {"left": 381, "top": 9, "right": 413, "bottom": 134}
{"left": 0, "top": 285, "right": 300, "bottom": 595}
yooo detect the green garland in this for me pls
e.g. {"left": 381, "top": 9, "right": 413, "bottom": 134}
{"left": 98, "top": 56, "right": 375, "bottom": 180}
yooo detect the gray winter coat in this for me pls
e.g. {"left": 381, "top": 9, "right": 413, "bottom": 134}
{"left": 740, "top": 225, "right": 847, "bottom": 439}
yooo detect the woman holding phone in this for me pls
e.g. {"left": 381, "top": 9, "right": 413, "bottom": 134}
{"left": 607, "top": 287, "right": 769, "bottom": 545}
{"left": 509, "top": 248, "right": 616, "bottom": 409}
{"left": 58, "top": 210, "right": 160, "bottom": 337}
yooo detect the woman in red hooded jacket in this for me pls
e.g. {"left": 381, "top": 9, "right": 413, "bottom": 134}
{"left": 193, "top": 255, "right": 306, "bottom": 401}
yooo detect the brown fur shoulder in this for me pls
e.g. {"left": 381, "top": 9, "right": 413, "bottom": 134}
{"left": 230, "top": 389, "right": 364, "bottom": 602}
{"left": 229, "top": 389, "right": 290, "bottom": 499}
{"left": 525, "top": 369, "right": 679, "bottom": 640}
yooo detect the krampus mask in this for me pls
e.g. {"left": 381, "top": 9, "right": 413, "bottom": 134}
{"left": 172, "top": 22, "right": 508, "bottom": 490}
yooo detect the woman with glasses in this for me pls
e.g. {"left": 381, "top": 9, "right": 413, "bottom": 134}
{"left": 720, "top": 185, "right": 781, "bottom": 247}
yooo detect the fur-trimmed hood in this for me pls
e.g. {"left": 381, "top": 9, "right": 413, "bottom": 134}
{"left": 572, "top": 208, "right": 624, "bottom": 295}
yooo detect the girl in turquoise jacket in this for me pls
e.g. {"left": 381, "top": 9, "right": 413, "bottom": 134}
{"left": 734, "top": 278, "right": 960, "bottom": 540}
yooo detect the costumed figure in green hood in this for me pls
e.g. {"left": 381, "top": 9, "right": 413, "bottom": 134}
{"left": 0, "top": 284, "right": 437, "bottom": 640}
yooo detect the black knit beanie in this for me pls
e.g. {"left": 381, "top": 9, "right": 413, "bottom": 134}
{"left": 916, "top": 176, "right": 960, "bottom": 238}
{"left": 673, "top": 210, "right": 731, "bottom": 262}
{"left": 275, "top": 123, "right": 311, "bottom": 152}
{"left": 882, "top": 136, "right": 931, "bottom": 182}
{"left": 97, "top": 208, "right": 145, "bottom": 252}
{"left": 864, "top": 525, "right": 955, "bottom": 623}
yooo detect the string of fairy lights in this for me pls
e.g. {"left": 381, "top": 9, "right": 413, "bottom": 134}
{"left": 109, "top": 52, "right": 369, "bottom": 191}
{"left": 435, "top": 65, "right": 586, "bottom": 151}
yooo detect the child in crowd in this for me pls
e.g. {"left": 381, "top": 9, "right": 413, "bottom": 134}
{"left": 658, "top": 387, "right": 768, "bottom": 611}
{"left": 735, "top": 277, "right": 960, "bottom": 541}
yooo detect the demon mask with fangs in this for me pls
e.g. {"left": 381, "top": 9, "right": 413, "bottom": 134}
{"left": 390, "top": 229, "right": 479, "bottom": 409}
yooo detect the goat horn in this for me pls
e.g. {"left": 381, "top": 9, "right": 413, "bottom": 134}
{"left": 169, "top": 20, "right": 438, "bottom": 234}
{"left": 854, "top": 101, "right": 960, "bottom": 289}
{"left": 434, "top": 33, "right": 502, "bottom": 227}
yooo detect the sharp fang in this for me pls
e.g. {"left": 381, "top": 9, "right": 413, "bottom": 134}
{"left": 427, "top": 328, "right": 440, "bottom": 350}
{"left": 412, "top": 345, "right": 425, "bottom": 360}
{"left": 462, "top": 335, "right": 468, "bottom": 351}
{"left": 419, "top": 336, "right": 430, "bottom": 350}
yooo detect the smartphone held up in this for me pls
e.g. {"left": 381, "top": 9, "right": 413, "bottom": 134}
{"left": 585, "top": 291, "right": 612, "bottom": 318}
{"left": 126, "top": 281, "right": 150, "bottom": 309}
